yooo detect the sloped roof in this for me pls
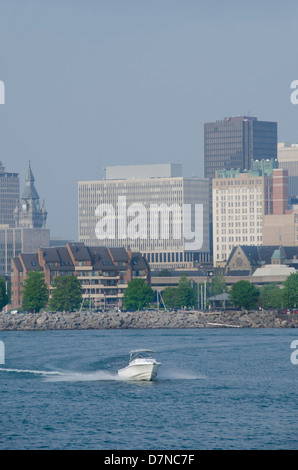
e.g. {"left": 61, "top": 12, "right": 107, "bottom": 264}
{"left": 88, "top": 246, "right": 118, "bottom": 271}
{"left": 227, "top": 245, "right": 298, "bottom": 268}
{"left": 209, "top": 293, "right": 230, "bottom": 301}
{"left": 12, "top": 257, "right": 23, "bottom": 272}
{"left": 67, "top": 242, "right": 92, "bottom": 262}
{"left": 252, "top": 265, "right": 296, "bottom": 277}
{"left": 109, "top": 247, "right": 129, "bottom": 262}
{"left": 131, "top": 252, "right": 148, "bottom": 271}
{"left": 20, "top": 253, "right": 41, "bottom": 271}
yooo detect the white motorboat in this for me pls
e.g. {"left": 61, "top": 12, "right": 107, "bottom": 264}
{"left": 118, "top": 349, "right": 161, "bottom": 381}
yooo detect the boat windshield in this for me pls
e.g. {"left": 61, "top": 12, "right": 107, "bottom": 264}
{"left": 129, "top": 350, "right": 155, "bottom": 361}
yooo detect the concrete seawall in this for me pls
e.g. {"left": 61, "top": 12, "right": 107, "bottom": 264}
{"left": 0, "top": 309, "right": 297, "bottom": 330}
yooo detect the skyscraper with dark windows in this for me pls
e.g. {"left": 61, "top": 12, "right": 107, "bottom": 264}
{"left": 204, "top": 116, "right": 277, "bottom": 180}
{"left": 204, "top": 116, "right": 277, "bottom": 258}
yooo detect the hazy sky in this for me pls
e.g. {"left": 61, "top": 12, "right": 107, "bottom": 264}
{"left": 0, "top": 0, "right": 297, "bottom": 240}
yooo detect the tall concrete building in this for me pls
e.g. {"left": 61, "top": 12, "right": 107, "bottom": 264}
{"left": 212, "top": 159, "right": 284, "bottom": 266}
{"left": 204, "top": 116, "right": 277, "bottom": 180}
{"left": 204, "top": 116, "right": 277, "bottom": 257}
{"left": 0, "top": 162, "right": 19, "bottom": 227}
{"left": 78, "top": 163, "right": 210, "bottom": 269}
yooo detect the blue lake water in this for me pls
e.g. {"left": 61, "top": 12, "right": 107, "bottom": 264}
{"left": 0, "top": 328, "right": 297, "bottom": 450}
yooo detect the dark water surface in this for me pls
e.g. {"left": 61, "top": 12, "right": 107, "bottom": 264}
{"left": 0, "top": 328, "right": 297, "bottom": 449}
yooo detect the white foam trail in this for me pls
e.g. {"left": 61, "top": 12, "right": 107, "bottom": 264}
{"left": 0, "top": 367, "right": 63, "bottom": 376}
{"left": 44, "top": 370, "right": 119, "bottom": 382}
{"left": 0, "top": 366, "right": 120, "bottom": 382}
{"left": 0, "top": 367, "right": 205, "bottom": 382}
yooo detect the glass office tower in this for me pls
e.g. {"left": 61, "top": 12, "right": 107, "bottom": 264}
{"left": 204, "top": 116, "right": 277, "bottom": 180}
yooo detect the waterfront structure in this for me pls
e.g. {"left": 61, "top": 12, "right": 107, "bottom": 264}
{"left": 0, "top": 162, "right": 19, "bottom": 227}
{"left": 212, "top": 159, "right": 286, "bottom": 266}
{"left": 277, "top": 142, "right": 298, "bottom": 197}
{"left": 204, "top": 116, "right": 277, "bottom": 180}
{"left": 11, "top": 242, "right": 150, "bottom": 310}
{"left": 78, "top": 164, "right": 210, "bottom": 269}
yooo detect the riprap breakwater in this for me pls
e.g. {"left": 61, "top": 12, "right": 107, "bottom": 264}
{"left": 0, "top": 309, "right": 297, "bottom": 330}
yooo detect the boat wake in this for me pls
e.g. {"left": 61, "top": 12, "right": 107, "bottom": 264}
{"left": 44, "top": 370, "right": 120, "bottom": 382}
{"left": 0, "top": 367, "right": 205, "bottom": 382}
{"left": 0, "top": 367, "right": 63, "bottom": 376}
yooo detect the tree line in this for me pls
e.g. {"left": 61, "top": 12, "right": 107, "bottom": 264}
{"left": 1, "top": 271, "right": 298, "bottom": 313}
{"left": 124, "top": 273, "right": 298, "bottom": 311}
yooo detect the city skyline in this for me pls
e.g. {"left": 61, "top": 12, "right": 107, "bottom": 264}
{"left": 0, "top": 1, "right": 297, "bottom": 240}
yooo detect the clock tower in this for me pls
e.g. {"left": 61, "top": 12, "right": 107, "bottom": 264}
{"left": 14, "top": 162, "right": 47, "bottom": 229}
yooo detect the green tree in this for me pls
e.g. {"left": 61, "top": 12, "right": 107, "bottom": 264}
{"left": 177, "top": 275, "right": 197, "bottom": 308}
{"left": 259, "top": 283, "right": 283, "bottom": 309}
{"left": 0, "top": 277, "right": 8, "bottom": 311}
{"left": 230, "top": 280, "right": 260, "bottom": 310}
{"left": 282, "top": 273, "right": 298, "bottom": 308}
{"left": 123, "top": 278, "right": 154, "bottom": 311}
{"left": 162, "top": 275, "right": 197, "bottom": 310}
{"left": 22, "top": 271, "right": 49, "bottom": 313}
{"left": 208, "top": 274, "right": 228, "bottom": 297}
{"left": 49, "top": 275, "right": 82, "bottom": 312}
{"left": 162, "top": 286, "right": 181, "bottom": 309}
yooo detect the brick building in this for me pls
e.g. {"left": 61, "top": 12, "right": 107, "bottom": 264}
{"left": 11, "top": 242, "right": 150, "bottom": 310}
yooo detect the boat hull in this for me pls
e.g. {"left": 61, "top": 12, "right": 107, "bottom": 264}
{"left": 118, "top": 362, "right": 161, "bottom": 381}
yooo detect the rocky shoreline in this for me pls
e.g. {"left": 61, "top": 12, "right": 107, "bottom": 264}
{"left": 0, "top": 309, "right": 297, "bottom": 330}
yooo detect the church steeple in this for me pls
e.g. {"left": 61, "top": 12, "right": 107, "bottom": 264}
{"left": 14, "top": 161, "right": 47, "bottom": 229}
{"left": 21, "top": 161, "right": 40, "bottom": 202}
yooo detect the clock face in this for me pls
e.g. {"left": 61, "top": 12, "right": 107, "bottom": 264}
{"left": 22, "top": 203, "right": 27, "bottom": 210}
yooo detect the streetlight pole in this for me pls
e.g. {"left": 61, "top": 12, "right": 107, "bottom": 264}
{"left": 5, "top": 273, "right": 8, "bottom": 313}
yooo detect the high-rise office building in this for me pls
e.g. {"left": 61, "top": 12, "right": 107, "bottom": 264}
{"left": 0, "top": 162, "right": 19, "bottom": 227}
{"left": 212, "top": 159, "right": 285, "bottom": 266}
{"left": 204, "top": 116, "right": 277, "bottom": 258}
{"left": 204, "top": 116, "right": 277, "bottom": 180}
{"left": 277, "top": 142, "right": 298, "bottom": 197}
{"left": 78, "top": 164, "right": 210, "bottom": 269}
